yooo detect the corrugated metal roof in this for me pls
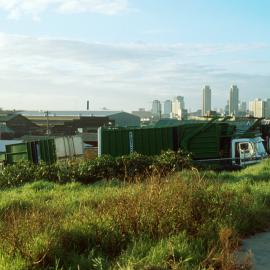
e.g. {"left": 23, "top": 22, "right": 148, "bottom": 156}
{"left": 0, "top": 114, "right": 18, "bottom": 122}
{"left": 20, "top": 111, "right": 122, "bottom": 117}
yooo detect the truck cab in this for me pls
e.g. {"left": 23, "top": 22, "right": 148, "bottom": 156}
{"left": 231, "top": 137, "right": 267, "bottom": 167}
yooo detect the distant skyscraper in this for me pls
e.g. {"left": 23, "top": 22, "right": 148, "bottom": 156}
{"left": 202, "top": 86, "right": 211, "bottom": 116}
{"left": 151, "top": 100, "right": 161, "bottom": 116}
{"left": 265, "top": 98, "right": 270, "bottom": 119}
{"left": 164, "top": 100, "right": 172, "bottom": 116}
{"left": 239, "top": 101, "right": 247, "bottom": 113}
{"left": 172, "top": 96, "right": 186, "bottom": 119}
{"left": 238, "top": 101, "right": 247, "bottom": 116}
{"left": 249, "top": 98, "right": 265, "bottom": 118}
{"left": 229, "top": 85, "right": 239, "bottom": 116}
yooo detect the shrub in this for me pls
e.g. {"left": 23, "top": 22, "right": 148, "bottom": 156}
{"left": 0, "top": 161, "right": 37, "bottom": 188}
{"left": 0, "top": 150, "right": 191, "bottom": 188}
{"left": 152, "top": 150, "right": 191, "bottom": 176}
{"left": 116, "top": 153, "right": 154, "bottom": 181}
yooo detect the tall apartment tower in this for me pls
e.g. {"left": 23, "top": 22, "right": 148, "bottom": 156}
{"left": 172, "top": 96, "right": 186, "bottom": 120}
{"left": 239, "top": 101, "right": 247, "bottom": 113}
{"left": 202, "top": 86, "right": 211, "bottom": 116}
{"left": 229, "top": 85, "right": 239, "bottom": 116}
{"left": 151, "top": 100, "right": 162, "bottom": 116}
{"left": 164, "top": 100, "right": 172, "bottom": 116}
{"left": 249, "top": 98, "right": 265, "bottom": 118}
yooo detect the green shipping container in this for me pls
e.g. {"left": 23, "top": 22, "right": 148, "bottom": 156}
{"left": 0, "top": 152, "right": 6, "bottom": 162}
{"left": 99, "top": 126, "right": 177, "bottom": 157}
{"left": 5, "top": 139, "right": 56, "bottom": 165}
{"left": 6, "top": 143, "right": 29, "bottom": 163}
{"left": 99, "top": 121, "right": 235, "bottom": 159}
{"left": 177, "top": 122, "right": 234, "bottom": 159}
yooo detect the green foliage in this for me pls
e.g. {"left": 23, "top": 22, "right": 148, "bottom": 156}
{"left": 152, "top": 150, "right": 192, "bottom": 176}
{"left": 116, "top": 152, "right": 154, "bottom": 180}
{"left": 0, "top": 150, "right": 191, "bottom": 188}
{"left": 0, "top": 161, "right": 37, "bottom": 188}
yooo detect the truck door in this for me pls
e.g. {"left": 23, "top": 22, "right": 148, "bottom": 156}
{"left": 239, "top": 142, "right": 254, "bottom": 166}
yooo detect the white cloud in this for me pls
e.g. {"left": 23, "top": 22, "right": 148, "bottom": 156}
{"left": 58, "top": 0, "right": 129, "bottom": 15}
{"left": 0, "top": 33, "right": 270, "bottom": 111}
{"left": 0, "top": 0, "right": 129, "bottom": 20}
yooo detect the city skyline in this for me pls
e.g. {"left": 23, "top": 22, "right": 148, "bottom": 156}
{"left": 148, "top": 86, "right": 270, "bottom": 118}
{"left": 0, "top": 1, "right": 270, "bottom": 111}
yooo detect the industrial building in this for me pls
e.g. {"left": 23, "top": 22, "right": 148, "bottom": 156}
{"left": 21, "top": 111, "right": 140, "bottom": 128}
{"left": 19, "top": 111, "right": 140, "bottom": 147}
{"left": 0, "top": 114, "right": 41, "bottom": 139}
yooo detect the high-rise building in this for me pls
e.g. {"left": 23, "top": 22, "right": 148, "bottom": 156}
{"left": 172, "top": 96, "right": 186, "bottom": 120}
{"left": 249, "top": 98, "right": 265, "bottom": 118}
{"left": 239, "top": 101, "right": 247, "bottom": 113}
{"left": 151, "top": 100, "right": 161, "bottom": 116}
{"left": 229, "top": 85, "right": 239, "bottom": 116}
{"left": 202, "top": 86, "right": 211, "bottom": 116}
{"left": 163, "top": 100, "right": 172, "bottom": 116}
{"left": 238, "top": 101, "right": 247, "bottom": 116}
{"left": 265, "top": 98, "right": 270, "bottom": 119}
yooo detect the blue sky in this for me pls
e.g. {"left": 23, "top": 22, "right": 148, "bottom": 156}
{"left": 0, "top": 0, "right": 270, "bottom": 111}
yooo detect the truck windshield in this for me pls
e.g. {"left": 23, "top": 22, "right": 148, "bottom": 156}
{"left": 240, "top": 143, "right": 249, "bottom": 152}
{"left": 239, "top": 142, "right": 254, "bottom": 155}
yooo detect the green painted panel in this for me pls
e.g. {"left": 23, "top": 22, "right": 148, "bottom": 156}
{"left": 0, "top": 153, "right": 6, "bottom": 162}
{"left": 6, "top": 143, "right": 27, "bottom": 154}
{"left": 100, "top": 126, "right": 175, "bottom": 157}
{"left": 177, "top": 123, "right": 233, "bottom": 159}
{"left": 6, "top": 143, "right": 29, "bottom": 164}
{"left": 39, "top": 139, "right": 57, "bottom": 164}
{"left": 100, "top": 123, "right": 235, "bottom": 158}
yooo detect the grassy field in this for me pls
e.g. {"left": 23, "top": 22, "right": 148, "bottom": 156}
{"left": 1, "top": 159, "right": 270, "bottom": 270}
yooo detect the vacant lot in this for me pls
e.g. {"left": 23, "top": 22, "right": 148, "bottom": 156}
{"left": 1, "top": 159, "right": 270, "bottom": 269}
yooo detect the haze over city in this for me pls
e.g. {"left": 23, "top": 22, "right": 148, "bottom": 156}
{"left": 1, "top": 0, "right": 270, "bottom": 111}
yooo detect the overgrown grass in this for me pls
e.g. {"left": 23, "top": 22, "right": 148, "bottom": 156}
{"left": 0, "top": 159, "right": 270, "bottom": 269}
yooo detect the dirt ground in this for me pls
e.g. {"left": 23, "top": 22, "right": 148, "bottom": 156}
{"left": 238, "top": 232, "right": 270, "bottom": 270}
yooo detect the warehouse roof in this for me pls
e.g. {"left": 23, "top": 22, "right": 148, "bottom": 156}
{"left": 0, "top": 114, "right": 18, "bottom": 122}
{"left": 0, "top": 125, "right": 14, "bottom": 133}
{"left": 20, "top": 111, "right": 123, "bottom": 117}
